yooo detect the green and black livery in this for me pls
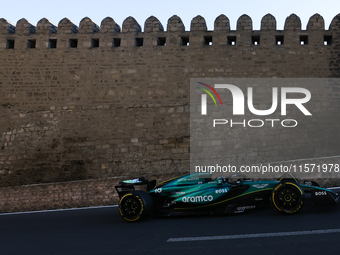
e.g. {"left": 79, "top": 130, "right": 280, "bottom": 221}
{"left": 115, "top": 173, "right": 339, "bottom": 222}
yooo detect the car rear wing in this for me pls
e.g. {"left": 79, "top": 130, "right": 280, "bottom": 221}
{"left": 115, "top": 177, "right": 156, "bottom": 198}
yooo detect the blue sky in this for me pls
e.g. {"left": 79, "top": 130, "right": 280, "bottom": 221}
{"left": 1, "top": 0, "right": 340, "bottom": 31}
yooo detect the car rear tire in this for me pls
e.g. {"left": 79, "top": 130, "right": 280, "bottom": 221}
{"left": 272, "top": 181, "right": 304, "bottom": 214}
{"left": 119, "top": 190, "right": 153, "bottom": 221}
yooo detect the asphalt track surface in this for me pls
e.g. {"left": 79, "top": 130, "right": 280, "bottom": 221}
{"left": 1, "top": 190, "right": 340, "bottom": 255}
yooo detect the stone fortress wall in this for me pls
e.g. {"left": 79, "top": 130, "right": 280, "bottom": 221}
{"left": 1, "top": 13, "right": 340, "bottom": 212}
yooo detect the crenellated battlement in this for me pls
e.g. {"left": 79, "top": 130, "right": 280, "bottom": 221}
{"left": 0, "top": 13, "right": 339, "bottom": 50}
{"left": 1, "top": 13, "right": 339, "bottom": 34}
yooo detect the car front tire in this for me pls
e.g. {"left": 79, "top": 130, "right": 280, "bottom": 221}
{"left": 272, "top": 181, "right": 304, "bottom": 214}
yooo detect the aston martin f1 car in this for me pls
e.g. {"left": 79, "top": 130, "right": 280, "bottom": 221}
{"left": 115, "top": 173, "right": 340, "bottom": 222}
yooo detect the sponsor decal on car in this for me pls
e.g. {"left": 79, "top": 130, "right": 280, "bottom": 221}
{"left": 182, "top": 195, "right": 214, "bottom": 203}
{"left": 122, "top": 179, "right": 143, "bottom": 184}
{"left": 170, "top": 191, "right": 186, "bottom": 195}
{"left": 179, "top": 177, "right": 200, "bottom": 182}
{"left": 215, "top": 188, "right": 228, "bottom": 194}
{"left": 154, "top": 188, "right": 162, "bottom": 193}
{"left": 117, "top": 187, "right": 134, "bottom": 192}
{"left": 252, "top": 184, "right": 269, "bottom": 188}
{"left": 237, "top": 205, "right": 256, "bottom": 211}
{"left": 315, "top": 191, "right": 327, "bottom": 196}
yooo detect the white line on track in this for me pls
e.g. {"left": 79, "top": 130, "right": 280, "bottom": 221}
{"left": 167, "top": 229, "right": 340, "bottom": 242}
{"left": 0, "top": 205, "right": 118, "bottom": 216}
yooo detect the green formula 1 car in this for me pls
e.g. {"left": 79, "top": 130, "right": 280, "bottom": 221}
{"left": 115, "top": 173, "right": 340, "bottom": 222}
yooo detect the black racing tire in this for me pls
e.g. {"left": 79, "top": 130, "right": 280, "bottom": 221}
{"left": 119, "top": 190, "right": 153, "bottom": 222}
{"left": 272, "top": 181, "right": 304, "bottom": 214}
